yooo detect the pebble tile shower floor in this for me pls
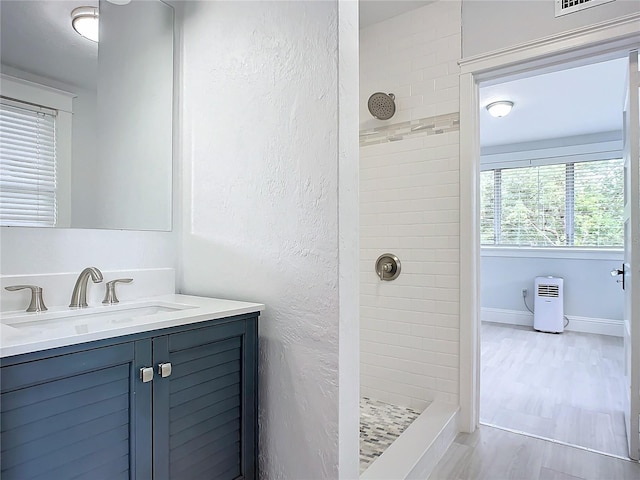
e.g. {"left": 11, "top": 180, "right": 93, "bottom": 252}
{"left": 359, "top": 397, "right": 423, "bottom": 473}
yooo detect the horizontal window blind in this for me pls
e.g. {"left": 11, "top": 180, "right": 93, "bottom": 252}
{"left": 481, "top": 158, "right": 623, "bottom": 247}
{"left": 0, "top": 99, "right": 57, "bottom": 227}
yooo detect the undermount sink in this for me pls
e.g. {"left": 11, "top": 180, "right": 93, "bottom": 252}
{"left": 1, "top": 301, "right": 197, "bottom": 338}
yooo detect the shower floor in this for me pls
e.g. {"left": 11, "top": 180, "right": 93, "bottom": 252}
{"left": 359, "top": 397, "right": 423, "bottom": 473}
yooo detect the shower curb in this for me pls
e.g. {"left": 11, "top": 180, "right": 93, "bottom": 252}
{"left": 360, "top": 402, "right": 459, "bottom": 480}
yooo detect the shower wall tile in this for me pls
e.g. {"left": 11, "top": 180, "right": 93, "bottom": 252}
{"left": 359, "top": 0, "right": 461, "bottom": 410}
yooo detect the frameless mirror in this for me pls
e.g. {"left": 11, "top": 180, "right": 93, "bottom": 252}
{"left": 0, "top": 0, "right": 173, "bottom": 231}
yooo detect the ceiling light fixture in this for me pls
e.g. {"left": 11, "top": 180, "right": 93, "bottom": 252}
{"left": 486, "top": 101, "right": 514, "bottom": 118}
{"left": 71, "top": 6, "right": 99, "bottom": 43}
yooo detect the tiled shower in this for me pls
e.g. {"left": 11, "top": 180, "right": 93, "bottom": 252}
{"left": 358, "top": 1, "right": 462, "bottom": 471}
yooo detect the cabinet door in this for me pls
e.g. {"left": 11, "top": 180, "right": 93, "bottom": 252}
{"left": 153, "top": 318, "right": 257, "bottom": 480}
{"left": 0, "top": 341, "right": 152, "bottom": 480}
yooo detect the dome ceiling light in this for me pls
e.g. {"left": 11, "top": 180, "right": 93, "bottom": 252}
{"left": 71, "top": 6, "right": 99, "bottom": 43}
{"left": 486, "top": 100, "right": 514, "bottom": 118}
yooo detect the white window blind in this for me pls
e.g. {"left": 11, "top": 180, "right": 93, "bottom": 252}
{"left": 0, "top": 98, "right": 57, "bottom": 227}
{"left": 481, "top": 158, "right": 623, "bottom": 247}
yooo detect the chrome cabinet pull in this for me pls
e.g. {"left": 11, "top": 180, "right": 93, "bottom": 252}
{"left": 158, "top": 363, "right": 172, "bottom": 378}
{"left": 140, "top": 367, "right": 154, "bottom": 383}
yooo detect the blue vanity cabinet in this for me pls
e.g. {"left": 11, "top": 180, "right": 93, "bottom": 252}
{"left": 0, "top": 313, "right": 259, "bottom": 480}
{"left": 152, "top": 317, "right": 258, "bottom": 480}
{"left": 0, "top": 341, "right": 153, "bottom": 480}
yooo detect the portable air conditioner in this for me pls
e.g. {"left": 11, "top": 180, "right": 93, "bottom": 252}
{"left": 533, "top": 276, "right": 564, "bottom": 333}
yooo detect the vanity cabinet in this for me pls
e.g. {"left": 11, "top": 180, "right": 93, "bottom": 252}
{"left": 0, "top": 313, "right": 258, "bottom": 480}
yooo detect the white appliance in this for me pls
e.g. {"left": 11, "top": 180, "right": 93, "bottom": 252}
{"left": 533, "top": 276, "right": 564, "bottom": 333}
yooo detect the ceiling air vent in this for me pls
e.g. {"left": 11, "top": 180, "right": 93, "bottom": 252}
{"left": 555, "top": 0, "right": 615, "bottom": 17}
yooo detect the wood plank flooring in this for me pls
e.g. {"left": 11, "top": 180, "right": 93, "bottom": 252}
{"left": 427, "top": 425, "right": 640, "bottom": 480}
{"left": 480, "top": 322, "right": 628, "bottom": 458}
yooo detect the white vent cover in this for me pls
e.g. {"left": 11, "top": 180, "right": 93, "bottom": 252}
{"left": 537, "top": 283, "right": 560, "bottom": 298}
{"left": 555, "top": 0, "right": 615, "bottom": 17}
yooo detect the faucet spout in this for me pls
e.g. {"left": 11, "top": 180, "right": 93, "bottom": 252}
{"left": 69, "top": 267, "right": 103, "bottom": 308}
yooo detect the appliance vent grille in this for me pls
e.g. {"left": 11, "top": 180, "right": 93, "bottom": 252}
{"left": 555, "top": 0, "right": 615, "bottom": 17}
{"left": 537, "top": 284, "right": 560, "bottom": 298}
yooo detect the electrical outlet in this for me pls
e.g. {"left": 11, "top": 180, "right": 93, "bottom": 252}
{"left": 522, "top": 288, "right": 528, "bottom": 297}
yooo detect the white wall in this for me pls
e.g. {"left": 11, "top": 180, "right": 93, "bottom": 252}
{"left": 94, "top": 0, "right": 173, "bottom": 231}
{"left": 70, "top": 86, "right": 98, "bottom": 226}
{"left": 462, "top": 0, "right": 639, "bottom": 58}
{"left": 0, "top": 227, "right": 177, "bottom": 275}
{"left": 481, "top": 251, "right": 623, "bottom": 319}
{"left": 178, "top": 1, "right": 359, "bottom": 478}
{"left": 360, "top": 0, "right": 462, "bottom": 411}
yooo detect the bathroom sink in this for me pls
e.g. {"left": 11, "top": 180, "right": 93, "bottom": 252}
{"left": 1, "top": 301, "right": 197, "bottom": 337}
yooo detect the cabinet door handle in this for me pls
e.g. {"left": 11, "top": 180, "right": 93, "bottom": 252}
{"left": 158, "top": 362, "right": 172, "bottom": 378}
{"left": 140, "top": 367, "right": 154, "bottom": 383}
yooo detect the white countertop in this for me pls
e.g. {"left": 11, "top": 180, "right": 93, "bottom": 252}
{"left": 0, "top": 294, "right": 264, "bottom": 358}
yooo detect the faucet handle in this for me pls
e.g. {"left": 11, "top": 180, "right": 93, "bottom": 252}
{"left": 102, "top": 278, "right": 133, "bottom": 305}
{"left": 5, "top": 285, "right": 48, "bottom": 312}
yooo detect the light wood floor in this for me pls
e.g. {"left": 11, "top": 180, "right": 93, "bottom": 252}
{"left": 427, "top": 424, "right": 640, "bottom": 480}
{"left": 480, "top": 322, "right": 628, "bottom": 458}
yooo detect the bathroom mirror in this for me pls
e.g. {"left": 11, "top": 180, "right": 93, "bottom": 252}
{"left": 0, "top": 0, "right": 174, "bottom": 231}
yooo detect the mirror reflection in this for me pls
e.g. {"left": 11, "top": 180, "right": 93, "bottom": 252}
{"left": 0, "top": 0, "right": 174, "bottom": 231}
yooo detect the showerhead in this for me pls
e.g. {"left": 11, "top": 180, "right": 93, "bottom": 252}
{"left": 368, "top": 92, "right": 396, "bottom": 120}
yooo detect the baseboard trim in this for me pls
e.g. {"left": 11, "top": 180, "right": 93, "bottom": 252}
{"left": 481, "top": 307, "right": 623, "bottom": 337}
{"left": 361, "top": 402, "right": 459, "bottom": 480}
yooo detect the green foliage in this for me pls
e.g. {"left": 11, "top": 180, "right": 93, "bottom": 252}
{"left": 481, "top": 159, "right": 623, "bottom": 248}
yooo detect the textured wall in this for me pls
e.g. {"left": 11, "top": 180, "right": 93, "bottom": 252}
{"left": 179, "top": 1, "right": 358, "bottom": 478}
{"left": 359, "top": 0, "right": 462, "bottom": 411}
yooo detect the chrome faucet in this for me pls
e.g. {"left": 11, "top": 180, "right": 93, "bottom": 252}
{"left": 69, "top": 267, "right": 103, "bottom": 308}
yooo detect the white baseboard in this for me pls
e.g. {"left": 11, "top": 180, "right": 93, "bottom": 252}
{"left": 361, "top": 402, "right": 459, "bottom": 480}
{"left": 481, "top": 307, "right": 623, "bottom": 337}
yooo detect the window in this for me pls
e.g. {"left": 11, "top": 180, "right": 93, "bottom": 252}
{"left": 481, "top": 158, "right": 623, "bottom": 247}
{"left": 0, "top": 98, "right": 57, "bottom": 227}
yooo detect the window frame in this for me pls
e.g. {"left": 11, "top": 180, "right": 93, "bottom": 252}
{"left": 0, "top": 74, "right": 74, "bottom": 227}
{"left": 480, "top": 135, "right": 624, "bottom": 254}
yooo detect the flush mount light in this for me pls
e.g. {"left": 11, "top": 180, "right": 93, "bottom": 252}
{"left": 71, "top": 6, "right": 99, "bottom": 43}
{"left": 486, "top": 100, "right": 514, "bottom": 118}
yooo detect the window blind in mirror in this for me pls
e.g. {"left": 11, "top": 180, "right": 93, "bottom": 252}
{"left": 0, "top": 99, "right": 57, "bottom": 227}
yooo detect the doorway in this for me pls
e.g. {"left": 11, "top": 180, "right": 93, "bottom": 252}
{"left": 477, "top": 57, "right": 629, "bottom": 458}
{"left": 458, "top": 28, "right": 640, "bottom": 462}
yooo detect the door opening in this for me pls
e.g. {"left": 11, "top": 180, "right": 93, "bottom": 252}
{"left": 476, "top": 56, "right": 632, "bottom": 459}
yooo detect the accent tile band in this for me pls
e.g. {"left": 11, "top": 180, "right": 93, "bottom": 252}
{"left": 360, "top": 112, "right": 460, "bottom": 147}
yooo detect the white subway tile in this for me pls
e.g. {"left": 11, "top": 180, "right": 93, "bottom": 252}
{"left": 436, "top": 300, "right": 460, "bottom": 315}
{"left": 437, "top": 378, "right": 459, "bottom": 394}
{"left": 435, "top": 326, "right": 460, "bottom": 342}
{"left": 360, "top": 0, "right": 462, "bottom": 405}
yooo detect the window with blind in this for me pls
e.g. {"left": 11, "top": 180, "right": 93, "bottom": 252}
{"left": 481, "top": 158, "right": 623, "bottom": 247}
{"left": 0, "top": 99, "right": 57, "bottom": 227}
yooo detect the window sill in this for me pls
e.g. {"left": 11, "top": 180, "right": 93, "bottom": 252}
{"left": 481, "top": 246, "right": 623, "bottom": 260}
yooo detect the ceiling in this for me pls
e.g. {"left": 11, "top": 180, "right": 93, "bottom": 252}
{"left": 0, "top": 0, "right": 98, "bottom": 90}
{"left": 480, "top": 57, "right": 628, "bottom": 148}
{"left": 359, "top": 0, "right": 433, "bottom": 29}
